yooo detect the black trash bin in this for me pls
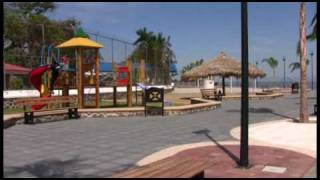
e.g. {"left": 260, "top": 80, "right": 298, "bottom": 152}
{"left": 291, "top": 82, "right": 299, "bottom": 94}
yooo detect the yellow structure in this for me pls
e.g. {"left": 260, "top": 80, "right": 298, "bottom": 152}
{"left": 57, "top": 37, "right": 103, "bottom": 49}
{"left": 57, "top": 37, "right": 103, "bottom": 108}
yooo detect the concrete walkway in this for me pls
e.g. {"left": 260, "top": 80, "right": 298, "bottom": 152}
{"left": 3, "top": 91, "right": 316, "bottom": 178}
{"left": 230, "top": 118, "right": 316, "bottom": 157}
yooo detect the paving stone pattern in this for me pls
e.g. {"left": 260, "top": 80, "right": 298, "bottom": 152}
{"left": 3, "top": 92, "right": 316, "bottom": 178}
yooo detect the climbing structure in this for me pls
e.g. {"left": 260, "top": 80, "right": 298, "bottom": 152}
{"left": 57, "top": 37, "right": 103, "bottom": 108}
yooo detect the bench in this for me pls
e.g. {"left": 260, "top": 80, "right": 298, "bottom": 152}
{"left": 112, "top": 157, "right": 208, "bottom": 178}
{"left": 201, "top": 88, "right": 222, "bottom": 101}
{"left": 16, "top": 96, "right": 79, "bottom": 124}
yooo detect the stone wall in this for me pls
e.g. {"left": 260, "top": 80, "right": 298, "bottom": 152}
{"left": 4, "top": 98, "right": 221, "bottom": 129}
{"left": 4, "top": 92, "right": 142, "bottom": 109}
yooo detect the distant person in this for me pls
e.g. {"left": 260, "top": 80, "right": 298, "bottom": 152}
{"left": 50, "top": 60, "right": 63, "bottom": 94}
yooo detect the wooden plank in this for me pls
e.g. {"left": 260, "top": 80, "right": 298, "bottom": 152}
{"left": 137, "top": 158, "right": 192, "bottom": 178}
{"left": 32, "top": 107, "right": 76, "bottom": 113}
{"left": 16, "top": 98, "right": 76, "bottom": 105}
{"left": 115, "top": 158, "right": 192, "bottom": 178}
{"left": 112, "top": 158, "right": 182, "bottom": 178}
{"left": 172, "top": 160, "right": 208, "bottom": 178}
{"left": 113, "top": 157, "right": 208, "bottom": 178}
{"left": 112, "top": 158, "right": 177, "bottom": 178}
{"left": 143, "top": 158, "right": 201, "bottom": 178}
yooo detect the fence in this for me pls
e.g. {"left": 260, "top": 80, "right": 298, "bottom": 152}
{"left": 174, "top": 78, "right": 317, "bottom": 89}
{"left": 4, "top": 23, "right": 139, "bottom": 90}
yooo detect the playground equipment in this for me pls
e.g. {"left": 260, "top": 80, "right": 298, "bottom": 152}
{"left": 55, "top": 33, "right": 177, "bottom": 109}
{"left": 28, "top": 44, "right": 64, "bottom": 110}
{"left": 57, "top": 37, "right": 103, "bottom": 108}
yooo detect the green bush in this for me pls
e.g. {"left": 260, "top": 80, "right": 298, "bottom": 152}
{"left": 9, "top": 76, "right": 24, "bottom": 89}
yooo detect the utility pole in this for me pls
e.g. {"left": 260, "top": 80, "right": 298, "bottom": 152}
{"left": 283, "top": 56, "right": 286, "bottom": 88}
{"left": 240, "top": 1, "right": 249, "bottom": 167}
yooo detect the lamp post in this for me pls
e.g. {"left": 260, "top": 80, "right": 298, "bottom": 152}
{"left": 255, "top": 61, "right": 258, "bottom": 91}
{"left": 310, "top": 51, "right": 314, "bottom": 90}
{"left": 283, "top": 56, "right": 286, "bottom": 88}
{"left": 240, "top": 1, "right": 249, "bottom": 167}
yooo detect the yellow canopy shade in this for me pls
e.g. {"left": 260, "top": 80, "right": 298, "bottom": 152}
{"left": 56, "top": 37, "right": 103, "bottom": 49}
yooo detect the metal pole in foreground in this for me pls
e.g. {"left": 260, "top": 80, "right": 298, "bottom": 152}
{"left": 310, "top": 51, "right": 314, "bottom": 90}
{"left": 283, "top": 56, "right": 286, "bottom": 88}
{"left": 240, "top": 1, "right": 249, "bottom": 167}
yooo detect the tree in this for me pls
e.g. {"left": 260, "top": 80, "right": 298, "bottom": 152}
{"left": 132, "top": 27, "right": 176, "bottom": 84}
{"left": 262, "top": 57, "right": 278, "bottom": 86}
{"left": 289, "top": 59, "right": 309, "bottom": 72}
{"left": 4, "top": 2, "right": 80, "bottom": 89}
{"left": 296, "top": 12, "right": 316, "bottom": 55}
{"left": 181, "top": 59, "right": 204, "bottom": 74}
{"left": 307, "top": 13, "right": 317, "bottom": 41}
{"left": 4, "top": 2, "right": 80, "bottom": 67}
{"left": 299, "top": 2, "right": 309, "bottom": 123}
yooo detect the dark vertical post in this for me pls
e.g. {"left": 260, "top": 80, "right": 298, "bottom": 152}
{"left": 283, "top": 56, "right": 286, "bottom": 88}
{"left": 240, "top": 2, "right": 249, "bottom": 167}
{"left": 113, "top": 86, "right": 117, "bottom": 107}
{"left": 256, "top": 61, "right": 259, "bottom": 88}
{"left": 310, "top": 51, "right": 314, "bottom": 90}
{"left": 222, "top": 76, "right": 226, "bottom": 96}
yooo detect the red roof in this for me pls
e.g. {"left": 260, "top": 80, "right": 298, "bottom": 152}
{"left": 4, "top": 63, "right": 32, "bottom": 75}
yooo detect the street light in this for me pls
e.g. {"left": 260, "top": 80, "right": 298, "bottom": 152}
{"left": 255, "top": 61, "right": 259, "bottom": 90}
{"left": 310, "top": 51, "right": 314, "bottom": 90}
{"left": 240, "top": 2, "right": 249, "bottom": 168}
{"left": 283, "top": 56, "right": 286, "bottom": 88}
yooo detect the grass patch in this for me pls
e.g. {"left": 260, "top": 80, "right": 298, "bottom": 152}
{"left": 4, "top": 108, "right": 24, "bottom": 114}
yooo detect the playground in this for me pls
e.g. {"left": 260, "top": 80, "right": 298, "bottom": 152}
{"left": 3, "top": 2, "right": 317, "bottom": 178}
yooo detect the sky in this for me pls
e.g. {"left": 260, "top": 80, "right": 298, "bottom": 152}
{"left": 47, "top": 2, "right": 317, "bottom": 82}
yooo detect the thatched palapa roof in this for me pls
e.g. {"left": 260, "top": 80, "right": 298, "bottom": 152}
{"left": 182, "top": 51, "right": 265, "bottom": 80}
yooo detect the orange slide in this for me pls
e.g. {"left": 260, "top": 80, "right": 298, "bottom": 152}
{"left": 29, "top": 65, "right": 51, "bottom": 110}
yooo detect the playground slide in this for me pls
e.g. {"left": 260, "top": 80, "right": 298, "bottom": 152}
{"left": 29, "top": 65, "right": 50, "bottom": 110}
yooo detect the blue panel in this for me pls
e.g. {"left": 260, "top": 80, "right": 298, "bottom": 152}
{"left": 99, "top": 62, "right": 113, "bottom": 72}
{"left": 170, "top": 63, "right": 178, "bottom": 73}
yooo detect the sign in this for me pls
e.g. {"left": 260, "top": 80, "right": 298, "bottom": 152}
{"left": 117, "top": 66, "right": 129, "bottom": 86}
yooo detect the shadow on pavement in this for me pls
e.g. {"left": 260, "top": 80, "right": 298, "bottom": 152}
{"left": 192, "top": 129, "right": 240, "bottom": 165}
{"left": 4, "top": 154, "right": 134, "bottom": 178}
{"left": 4, "top": 155, "right": 87, "bottom": 178}
{"left": 226, "top": 107, "right": 300, "bottom": 122}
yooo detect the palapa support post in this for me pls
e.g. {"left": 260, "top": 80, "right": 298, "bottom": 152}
{"left": 95, "top": 49, "right": 100, "bottom": 108}
{"left": 222, "top": 76, "right": 226, "bottom": 96}
{"left": 127, "top": 58, "right": 133, "bottom": 107}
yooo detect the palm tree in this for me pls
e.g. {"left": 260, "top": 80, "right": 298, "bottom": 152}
{"left": 299, "top": 2, "right": 309, "bottom": 123}
{"left": 132, "top": 27, "right": 175, "bottom": 84}
{"left": 262, "top": 57, "right": 278, "bottom": 86}
{"left": 307, "top": 13, "right": 317, "bottom": 41}
{"left": 289, "top": 59, "right": 309, "bottom": 72}
{"left": 296, "top": 12, "right": 316, "bottom": 55}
